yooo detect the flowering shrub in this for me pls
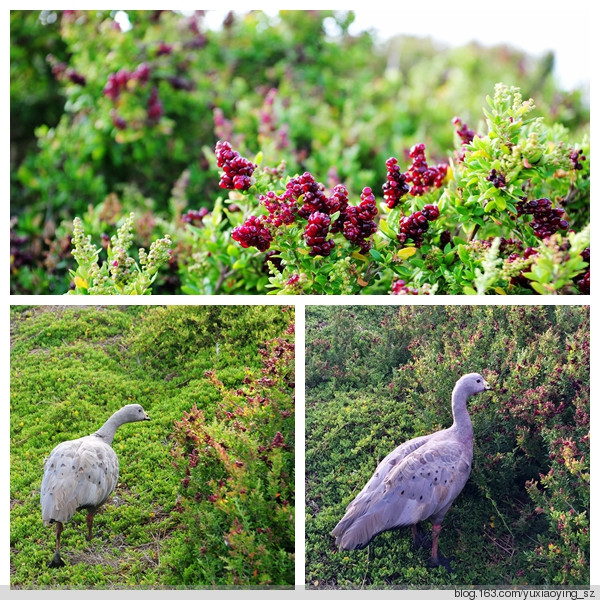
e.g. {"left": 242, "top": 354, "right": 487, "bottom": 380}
{"left": 11, "top": 11, "right": 589, "bottom": 294}
{"left": 206, "top": 84, "right": 589, "bottom": 295}
{"left": 170, "top": 329, "right": 295, "bottom": 586}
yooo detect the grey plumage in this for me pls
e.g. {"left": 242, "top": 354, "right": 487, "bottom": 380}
{"left": 40, "top": 404, "right": 150, "bottom": 568}
{"left": 331, "top": 373, "right": 491, "bottom": 569}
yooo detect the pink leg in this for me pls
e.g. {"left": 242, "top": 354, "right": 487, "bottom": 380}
{"left": 48, "top": 522, "right": 66, "bottom": 568}
{"left": 427, "top": 523, "right": 452, "bottom": 571}
{"left": 431, "top": 523, "right": 441, "bottom": 563}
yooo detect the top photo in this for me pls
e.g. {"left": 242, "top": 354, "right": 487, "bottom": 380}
{"left": 10, "top": 9, "right": 590, "bottom": 295}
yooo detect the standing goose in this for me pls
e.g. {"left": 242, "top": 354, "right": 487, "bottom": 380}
{"left": 331, "top": 373, "right": 491, "bottom": 570}
{"left": 40, "top": 404, "right": 150, "bottom": 568}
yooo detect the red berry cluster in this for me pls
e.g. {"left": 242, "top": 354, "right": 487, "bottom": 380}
{"left": 507, "top": 246, "right": 539, "bottom": 289}
{"left": 46, "top": 54, "right": 86, "bottom": 86}
{"left": 382, "top": 157, "right": 410, "bottom": 208}
{"left": 146, "top": 86, "right": 164, "bottom": 122}
{"left": 103, "top": 63, "right": 156, "bottom": 127}
{"left": 329, "top": 185, "right": 350, "bottom": 233}
{"left": 486, "top": 169, "right": 506, "bottom": 188}
{"left": 575, "top": 247, "right": 590, "bottom": 294}
{"left": 516, "top": 198, "right": 569, "bottom": 239}
{"left": 452, "top": 116, "right": 476, "bottom": 145}
{"left": 259, "top": 191, "right": 298, "bottom": 227}
{"left": 156, "top": 42, "right": 173, "bottom": 56}
{"left": 304, "top": 212, "right": 335, "bottom": 257}
{"left": 390, "top": 279, "right": 418, "bottom": 295}
{"left": 406, "top": 143, "right": 448, "bottom": 196}
{"left": 569, "top": 148, "right": 586, "bottom": 171}
{"left": 215, "top": 141, "right": 257, "bottom": 191}
{"left": 287, "top": 172, "right": 330, "bottom": 219}
{"left": 342, "top": 188, "right": 379, "bottom": 253}
{"left": 181, "top": 208, "right": 209, "bottom": 225}
{"left": 103, "top": 68, "right": 133, "bottom": 100}
{"left": 231, "top": 215, "right": 272, "bottom": 251}
{"left": 397, "top": 204, "right": 440, "bottom": 247}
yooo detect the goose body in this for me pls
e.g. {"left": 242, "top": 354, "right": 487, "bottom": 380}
{"left": 331, "top": 373, "right": 491, "bottom": 568}
{"left": 40, "top": 404, "right": 150, "bottom": 568}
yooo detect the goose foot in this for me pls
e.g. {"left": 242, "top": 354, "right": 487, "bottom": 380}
{"left": 48, "top": 551, "right": 65, "bottom": 568}
{"left": 427, "top": 553, "right": 453, "bottom": 573}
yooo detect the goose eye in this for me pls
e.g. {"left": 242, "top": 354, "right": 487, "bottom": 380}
{"left": 477, "top": 379, "right": 481, "bottom": 383}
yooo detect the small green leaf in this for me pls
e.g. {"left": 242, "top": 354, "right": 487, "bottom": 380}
{"left": 378, "top": 218, "right": 396, "bottom": 239}
{"left": 530, "top": 281, "right": 548, "bottom": 295}
{"left": 369, "top": 248, "right": 384, "bottom": 263}
{"left": 463, "top": 285, "right": 477, "bottom": 295}
{"left": 457, "top": 245, "right": 470, "bottom": 264}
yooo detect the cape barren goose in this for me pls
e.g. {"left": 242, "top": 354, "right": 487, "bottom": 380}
{"left": 331, "top": 373, "right": 491, "bottom": 571}
{"left": 41, "top": 404, "right": 150, "bottom": 568}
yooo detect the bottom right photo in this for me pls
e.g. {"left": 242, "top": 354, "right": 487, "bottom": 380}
{"left": 305, "top": 305, "right": 590, "bottom": 589}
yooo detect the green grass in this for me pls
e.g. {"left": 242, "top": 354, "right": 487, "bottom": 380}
{"left": 10, "top": 305, "right": 294, "bottom": 588}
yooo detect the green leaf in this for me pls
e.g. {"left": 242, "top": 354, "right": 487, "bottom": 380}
{"left": 378, "top": 218, "right": 396, "bottom": 240}
{"left": 484, "top": 200, "right": 497, "bottom": 213}
{"left": 457, "top": 245, "right": 470, "bottom": 264}
{"left": 530, "top": 281, "right": 548, "bottom": 295}
{"left": 463, "top": 285, "right": 477, "bottom": 295}
{"left": 482, "top": 186, "right": 499, "bottom": 200}
{"left": 369, "top": 248, "right": 384, "bottom": 263}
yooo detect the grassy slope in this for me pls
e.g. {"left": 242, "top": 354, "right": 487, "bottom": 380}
{"left": 10, "top": 305, "right": 293, "bottom": 588}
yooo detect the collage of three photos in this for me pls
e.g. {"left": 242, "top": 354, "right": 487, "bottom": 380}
{"left": 9, "top": 8, "right": 590, "bottom": 592}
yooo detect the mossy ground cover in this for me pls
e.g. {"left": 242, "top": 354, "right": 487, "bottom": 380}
{"left": 10, "top": 305, "right": 294, "bottom": 588}
{"left": 305, "top": 305, "right": 589, "bottom": 588}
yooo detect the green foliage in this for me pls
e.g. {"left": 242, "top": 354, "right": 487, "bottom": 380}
{"left": 10, "top": 10, "right": 589, "bottom": 294}
{"left": 10, "top": 305, "right": 294, "bottom": 588}
{"left": 68, "top": 213, "right": 172, "bottom": 294}
{"left": 305, "top": 306, "right": 589, "bottom": 587}
{"left": 168, "top": 335, "right": 295, "bottom": 586}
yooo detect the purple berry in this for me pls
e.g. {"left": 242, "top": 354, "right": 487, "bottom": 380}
{"left": 231, "top": 215, "right": 272, "bottom": 251}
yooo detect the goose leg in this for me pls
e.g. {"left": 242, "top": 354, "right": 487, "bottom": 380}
{"left": 410, "top": 523, "right": 430, "bottom": 550}
{"left": 48, "top": 522, "right": 66, "bottom": 568}
{"left": 86, "top": 510, "right": 95, "bottom": 541}
{"left": 427, "top": 523, "right": 453, "bottom": 572}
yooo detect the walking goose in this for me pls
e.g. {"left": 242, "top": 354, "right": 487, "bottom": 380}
{"left": 40, "top": 404, "right": 150, "bottom": 568}
{"left": 331, "top": 373, "right": 491, "bottom": 570}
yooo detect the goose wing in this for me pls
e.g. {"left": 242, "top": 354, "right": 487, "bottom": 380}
{"left": 331, "top": 432, "right": 431, "bottom": 543}
{"left": 332, "top": 435, "right": 471, "bottom": 549}
{"left": 41, "top": 436, "right": 119, "bottom": 524}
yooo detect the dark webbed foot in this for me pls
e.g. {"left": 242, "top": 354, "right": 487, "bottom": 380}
{"left": 427, "top": 553, "right": 453, "bottom": 573}
{"left": 48, "top": 551, "right": 66, "bottom": 568}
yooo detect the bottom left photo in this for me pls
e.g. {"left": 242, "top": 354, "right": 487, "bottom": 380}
{"left": 10, "top": 304, "right": 295, "bottom": 589}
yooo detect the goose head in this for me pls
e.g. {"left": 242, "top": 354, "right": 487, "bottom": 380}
{"left": 456, "top": 373, "right": 492, "bottom": 397}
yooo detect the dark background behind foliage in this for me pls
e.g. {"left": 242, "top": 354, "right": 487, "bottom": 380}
{"left": 305, "top": 305, "right": 589, "bottom": 587}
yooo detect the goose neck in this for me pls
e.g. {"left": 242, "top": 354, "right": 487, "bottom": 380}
{"left": 451, "top": 385, "right": 473, "bottom": 434}
{"left": 94, "top": 411, "right": 125, "bottom": 445}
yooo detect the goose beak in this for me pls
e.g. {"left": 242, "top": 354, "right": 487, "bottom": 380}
{"left": 144, "top": 412, "right": 150, "bottom": 421}
{"left": 484, "top": 381, "right": 492, "bottom": 390}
